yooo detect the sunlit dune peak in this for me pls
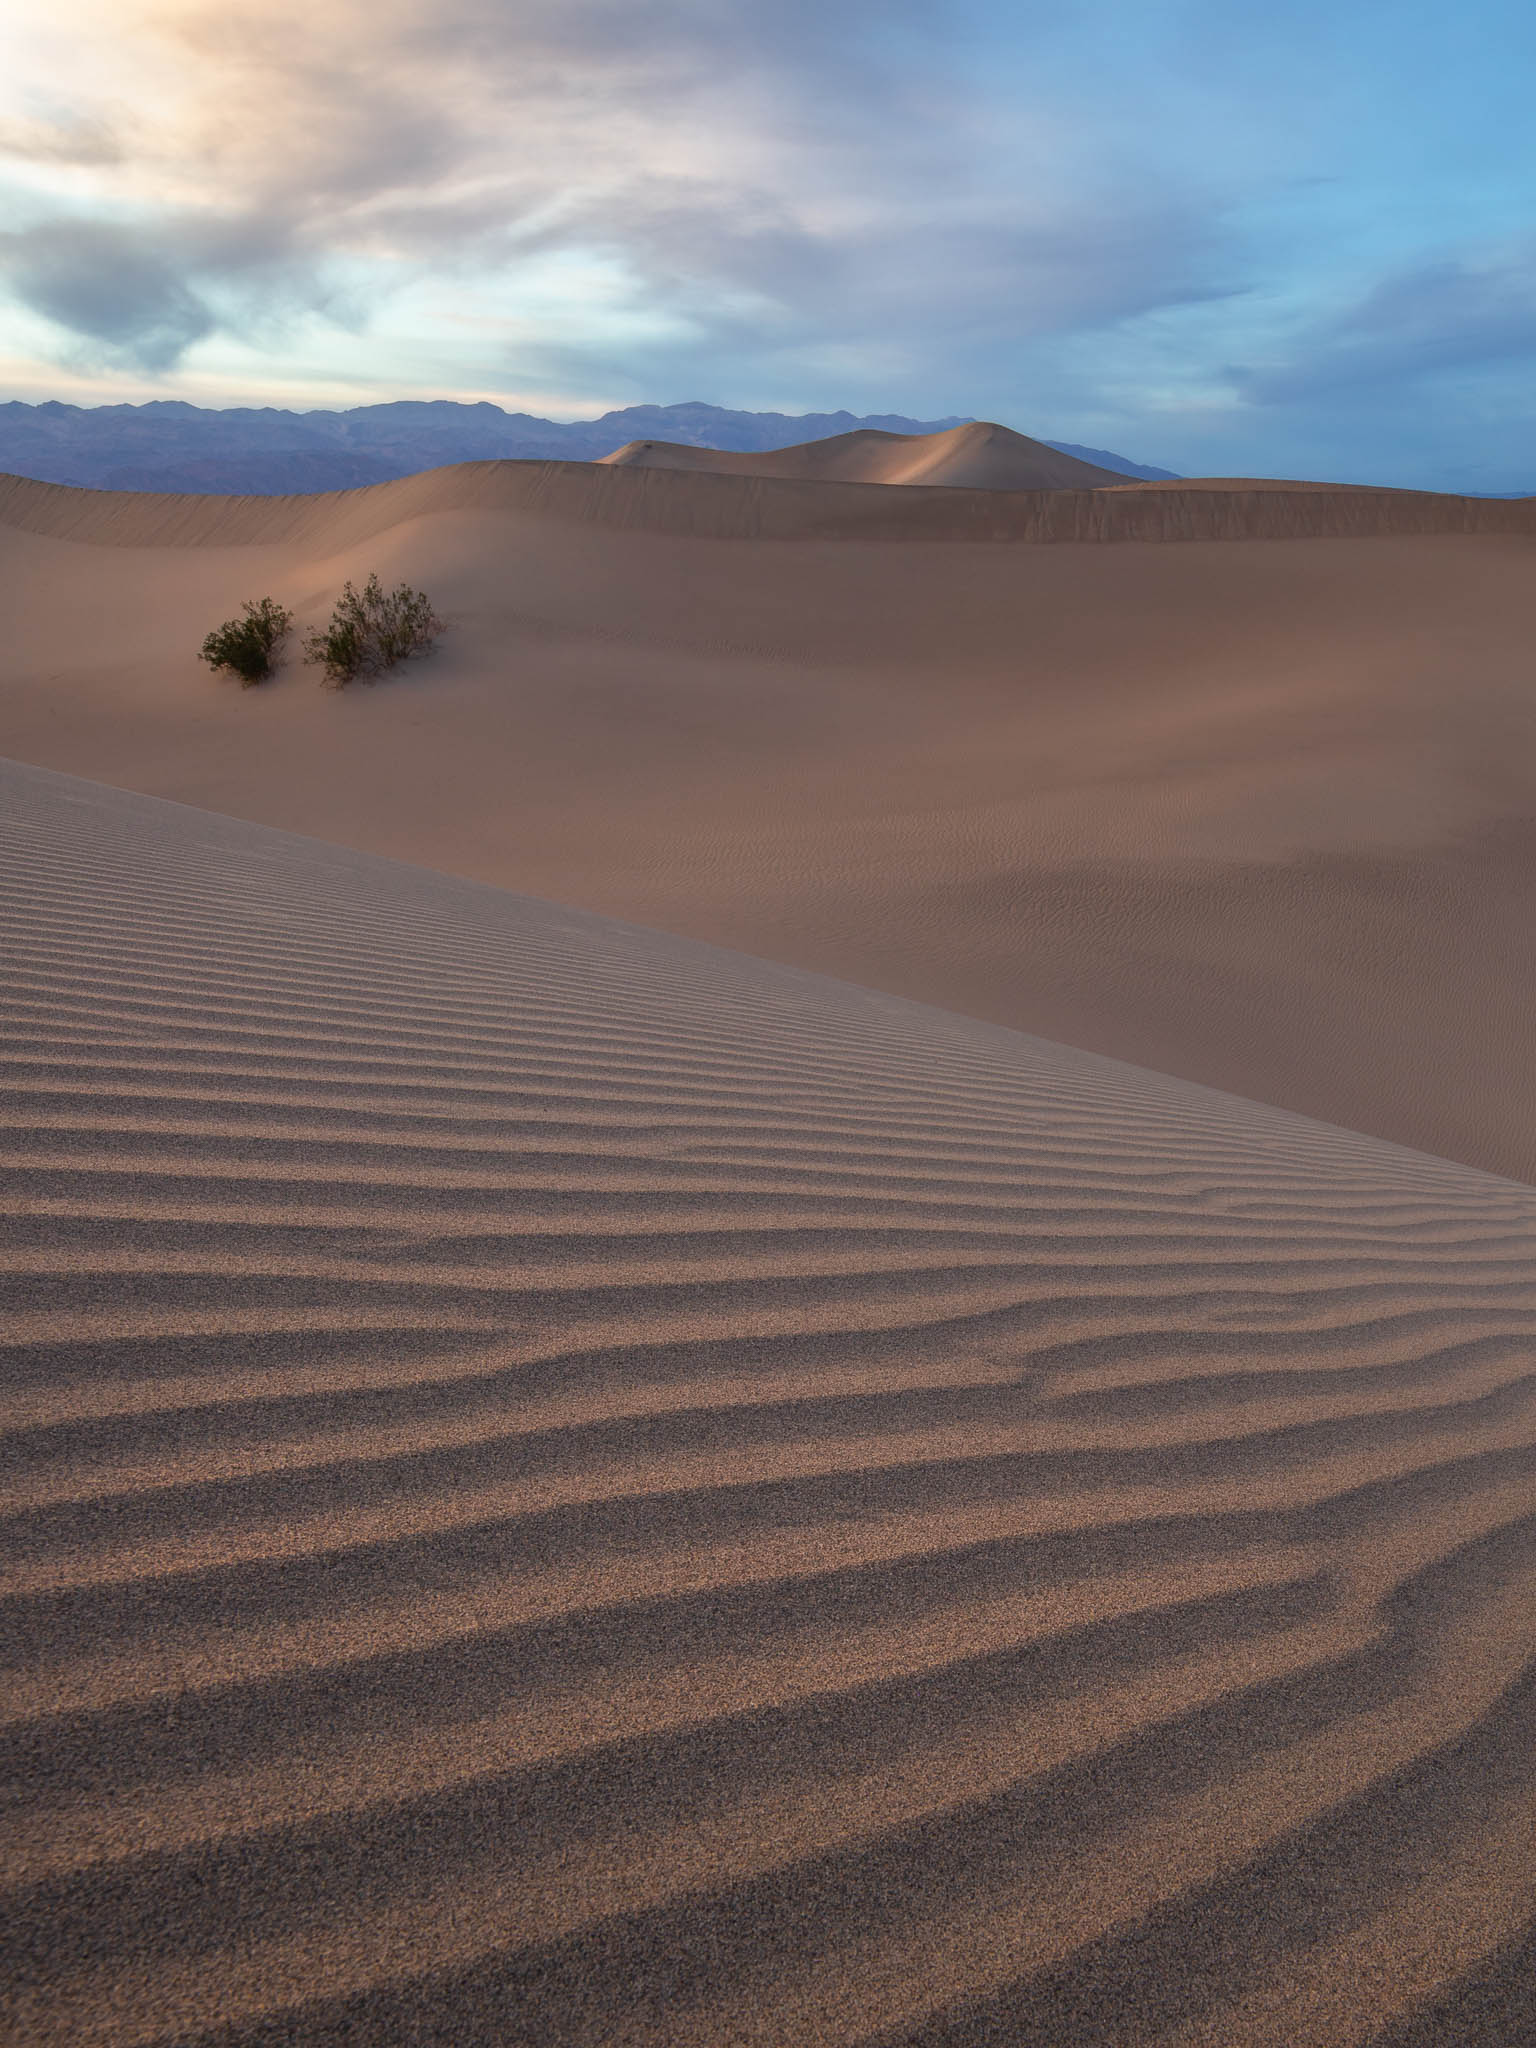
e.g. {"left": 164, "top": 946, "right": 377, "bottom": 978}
{"left": 598, "top": 419, "right": 1130, "bottom": 490}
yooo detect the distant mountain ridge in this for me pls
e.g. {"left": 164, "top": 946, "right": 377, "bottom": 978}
{"left": 0, "top": 398, "right": 1179, "bottom": 495}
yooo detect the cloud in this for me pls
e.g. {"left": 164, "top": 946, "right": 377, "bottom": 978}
{"left": 0, "top": 115, "right": 121, "bottom": 166}
{"left": 0, "top": 221, "right": 213, "bottom": 369}
{"left": 0, "top": 204, "right": 359, "bottom": 371}
{"left": 1230, "top": 248, "right": 1536, "bottom": 405}
{"left": 0, "top": 0, "right": 1235, "bottom": 380}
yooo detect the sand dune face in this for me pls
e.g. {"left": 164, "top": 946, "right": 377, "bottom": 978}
{"left": 598, "top": 420, "right": 1133, "bottom": 489}
{"left": 2, "top": 466, "right": 1535, "bottom": 1186}
{"left": 5, "top": 756, "right": 1536, "bottom": 2047}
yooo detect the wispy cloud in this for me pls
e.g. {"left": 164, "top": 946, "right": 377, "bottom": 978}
{"left": 1230, "top": 246, "right": 1536, "bottom": 405}
{"left": 0, "top": 0, "right": 1233, "bottom": 380}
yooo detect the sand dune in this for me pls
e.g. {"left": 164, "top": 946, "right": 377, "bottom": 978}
{"left": 4, "top": 756, "right": 1536, "bottom": 2047}
{"left": 2, "top": 459, "right": 1533, "bottom": 548}
{"left": 599, "top": 419, "right": 1133, "bottom": 489}
{"left": 2, "top": 464, "right": 1535, "bottom": 1187}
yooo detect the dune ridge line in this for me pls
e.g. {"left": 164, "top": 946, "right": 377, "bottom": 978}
{"left": 3, "top": 456, "right": 1535, "bottom": 552}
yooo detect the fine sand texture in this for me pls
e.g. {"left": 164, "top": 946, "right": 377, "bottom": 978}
{"left": 5, "top": 756, "right": 1536, "bottom": 2047}
{"left": 598, "top": 420, "right": 1132, "bottom": 489}
{"left": 1, "top": 462, "right": 1535, "bottom": 1185}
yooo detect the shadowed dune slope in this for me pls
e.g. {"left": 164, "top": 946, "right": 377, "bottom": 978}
{"left": 598, "top": 420, "right": 1131, "bottom": 489}
{"left": 2, "top": 470, "right": 1536, "bottom": 1186}
{"left": 3, "top": 756, "right": 1536, "bottom": 2047}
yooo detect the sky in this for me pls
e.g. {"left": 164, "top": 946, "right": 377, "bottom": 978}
{"left": 2, "top": 0, "right": 1535, "bottom": 487}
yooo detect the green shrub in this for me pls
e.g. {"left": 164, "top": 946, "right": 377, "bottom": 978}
{"left": 199, "top": 597, "right": 293, "bottom": 685}
{"left": 303, "top": 574, "right": 445, "bottom": 687}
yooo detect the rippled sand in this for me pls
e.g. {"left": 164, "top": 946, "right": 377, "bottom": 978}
{"left": 4, "top": 758, "right": 1535, "bottom": 2045}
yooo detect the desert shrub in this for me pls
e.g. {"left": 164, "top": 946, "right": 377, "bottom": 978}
{"left": 199, "top": 597, "right": 293, "bottom": 685}
{"left": 303, "top": 574, "right": 445, "bottom": 687}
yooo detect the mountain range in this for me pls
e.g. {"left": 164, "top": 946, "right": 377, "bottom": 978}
{"left": 0, "top": 398, "right": 1178, "bottom": 495}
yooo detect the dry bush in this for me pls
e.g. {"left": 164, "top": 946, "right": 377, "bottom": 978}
{"left": 303, "top": 574, "right": 445, "bottom": 687}
{"left": 199, "top": 598, "right": 293, "bottom": 685}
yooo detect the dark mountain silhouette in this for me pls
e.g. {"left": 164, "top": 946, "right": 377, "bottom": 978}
{"left": 0, "top": 398, "right": 1178, "bottom": 495}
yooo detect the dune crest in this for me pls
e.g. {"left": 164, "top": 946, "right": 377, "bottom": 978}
{"left": 2, "top": 458, "right": 1533, "bottom": 553}
{"left": 4, "top": 757, "right": 1536, "bottom": 2045}
{"left": 598, "top": 419, "right": 1132, "bottom": 489}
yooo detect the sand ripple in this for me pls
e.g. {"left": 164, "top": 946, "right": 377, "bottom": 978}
{"left": 3, "top": 759, "right": 1535, "bottom": 2046}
